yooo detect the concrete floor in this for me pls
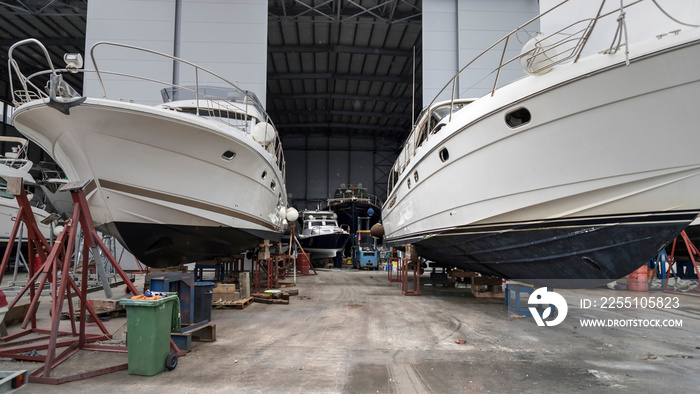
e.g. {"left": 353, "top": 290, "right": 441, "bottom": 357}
{"left": 0, "top": 269, "right": 698, "bottom": 393}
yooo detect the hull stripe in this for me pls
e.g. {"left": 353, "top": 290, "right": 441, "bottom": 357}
{"left": 386, "top": 210, "right": 699, "bottom": 245}
{"left": 98, "top": 179, "right": 277, "bottom": 231}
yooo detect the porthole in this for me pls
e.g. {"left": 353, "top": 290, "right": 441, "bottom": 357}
{"left": 505, "top": 107, "right": 531, "bottom": 128}
{"left": 387, "top": 195, "right": 397, "bottom": 209}
{"left": 270, "top": 180, "right": 276, "bottom": 191}
{"left": 439, "top": 148, "right": 449, "bottom": 162}
{"left": 261, "top": 170, "right": 267, "bottom": 180}
{"left": 413, "top": 171, "right": 419, "bottom": 183}
{"left": 222, "top": 150, "right": 236, "bottom": 161}
{"left": 407, "top": 178, "right": 411, "bottom": 189}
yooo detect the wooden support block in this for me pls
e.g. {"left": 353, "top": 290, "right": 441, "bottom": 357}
{"left": 258, "top": 240, "right": 271, "bottom": 259}
{"left": 191, "top": 323, "right": 216, "bottom": 342}
{"left": 238, "top": 272, "right": 250, "bottom": 299}
{"left": 472, "top": 276, "right": 503, "bottom": 286}
{"left": 449, "top": 269, "right": 477, "bottom": 279}
{"left": 150, "top": 266, "right": 188, "bottom": 274}
{"left": 4, "top": 302, "right": 34, "bottom": 326}
{"left": 404, "top": 244, "right": 417, "bottom": 260}
{"left": 86, "top": 299, "right": 125, "bottom": 312}
{"left": 253, "top": 298, "right": 289, "bottom": 305}
{"left": 472, "top": 290, "right": 506, "bottom": 299}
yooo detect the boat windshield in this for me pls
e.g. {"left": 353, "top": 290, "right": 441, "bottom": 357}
{"left": 175, "top": 107, "right": 254, "bottom": 130}
{"left": 161, "top": 86, "right": 265, "bottom": 114}
{"left": 431, "top": 101, "right": 471, "bottom": 125}
{"left": 307, "top": 220, "right": 337, "bottom": 228}
{"left": 161, "top": 86, "right": 258, "bottom": 103}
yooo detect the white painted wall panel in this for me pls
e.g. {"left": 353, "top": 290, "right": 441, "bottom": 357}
{"left": 422, "top": 0, "right": 539, "bottom": 105}
{"left": 179, "top": 1, "right": 268, "bottom": 106}
{"left": 457, "top": 0, "right": 538, "bottom": 99}
{"left": 422, "top": 0, "right": 459, "bottom": 104}
{"left": 84, "top": 0, "right": 175, "bottom": 105}
{"left": 84, "top": 0, "right": 267, "bottom": 107}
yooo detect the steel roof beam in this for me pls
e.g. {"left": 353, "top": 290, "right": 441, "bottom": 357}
{"left": 275, "top": 93, "right": 411, "bottom": 104}
{"left": 267, "top": 44, "right": 412, "bottom": 57}
{"left": 269, "top": 0, "right": 420, "bottom": 24}
{"left": 268, "top": 72, "right": 407, "bottom": 83}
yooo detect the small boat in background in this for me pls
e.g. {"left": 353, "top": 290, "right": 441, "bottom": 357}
{"left": 296, "top": 210, "right": 350, "bottom": 262}
{"left": 0, "top": 137, "right": 53, "bottom": 250}
{"left": 323, "top": 184, "right": 382, "bottom": 236}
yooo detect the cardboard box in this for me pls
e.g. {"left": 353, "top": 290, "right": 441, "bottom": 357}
{"left": 212, "top": 283, "right": 239, "bottom": 303}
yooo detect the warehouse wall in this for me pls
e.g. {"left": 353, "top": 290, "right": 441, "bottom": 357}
{"left": 83, "top": 0, "right": 267, "bottom": 107}
{"left": 282, "top": 135, "right": 400, "bottom": 212}
{"left": 423, "top": 0, "right": 539, "bottom": 103}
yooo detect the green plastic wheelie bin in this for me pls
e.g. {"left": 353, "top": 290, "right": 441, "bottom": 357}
{"left": 119, "top": 295, "right": 181, "bottom": 376}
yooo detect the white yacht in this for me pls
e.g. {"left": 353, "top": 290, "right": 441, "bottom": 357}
{"left": 297, "top": 210, "right": 350, "bottom": 260}
{"left": 0, "top": 137, "right": 53, "bottom": 247}
{"left": 381, "top": 0, "right": 700, "bottom": 288}
{"left": 8, "top": 40, "right": 289, "bottom": 268}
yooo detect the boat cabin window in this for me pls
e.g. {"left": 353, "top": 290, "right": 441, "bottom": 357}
{"left": 505, "top": 107, "right": 531, "bottom": 128}
{"left": 414, "top": 119, "right": 428, "bottom": 148}
{"left": 387, "top": 165, "right": 399, "bottom": 195}
{"left": 306, "top": 220, "right": 336, "bottom": 228}
{"left": 430, "top": 101, "right": 470, "bottom": 132}
{"left": 412, "top": 100, "right": 474, "bottom": 155}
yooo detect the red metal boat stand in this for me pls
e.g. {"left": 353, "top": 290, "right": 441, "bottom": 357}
{"left": 0, "top": 180, "right": 142, "bottom": 384}
{"left": 664, "top": 230, "right": 700, "bottom": 297}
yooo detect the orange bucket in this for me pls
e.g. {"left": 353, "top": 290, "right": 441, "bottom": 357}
{"left": 627, "top": 265, "right": 648, "bottom": 291}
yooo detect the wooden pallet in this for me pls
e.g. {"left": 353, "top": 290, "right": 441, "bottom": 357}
{"left": 61, "top": 307, "right": 126, "bottom": 321}
{"left": 472, "top": 289, "right": 505, "bottom": 299}
{"left": 212, "top": 297, "right": 253, "bottom": 309}
{"left": 253, "top": 297, "right": 289, "bottom": 305}
{"left": 471, "top": 275, "right": 505, "bottom": 299}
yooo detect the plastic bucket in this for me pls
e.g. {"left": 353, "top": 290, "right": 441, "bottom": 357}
{"left": 627, "top": 266, "right": 649, "bottom": 292}
{"left": 298, "top": 252, "right": 310, "bottom": 274}
{"left": 194, "top": 281, "right": 216, "bottom": 323}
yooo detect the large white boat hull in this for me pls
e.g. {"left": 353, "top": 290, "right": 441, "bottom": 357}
{"left": 382, "top": 31, "right": 700, "bottom": 287}
{"left": 12, "top": 98, "right": 286, "bottom": 267}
